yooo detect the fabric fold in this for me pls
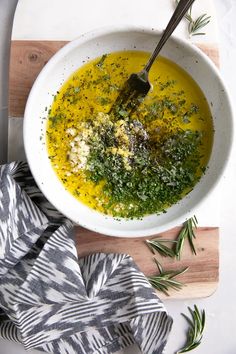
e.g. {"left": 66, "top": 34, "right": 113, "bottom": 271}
{"left": 0, "top": 162, "right": 172, "bottom": 354}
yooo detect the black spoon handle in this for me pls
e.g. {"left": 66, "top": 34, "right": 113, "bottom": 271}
{"left": 144, "top": 0, "right": 196, "bottom": 73}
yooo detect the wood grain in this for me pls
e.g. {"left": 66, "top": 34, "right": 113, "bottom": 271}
{"left": 9, "top": 40, "right": 219, "bottom": 117}
{"left": 9, "top": 41, "right": 67, "bottom": 117}
{"left": 74, "top": 226, "right": 219, "bottom": 299}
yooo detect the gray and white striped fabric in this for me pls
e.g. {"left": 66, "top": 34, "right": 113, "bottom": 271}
{"left": 0, "top": 162, "right": 173, "bottom": 354}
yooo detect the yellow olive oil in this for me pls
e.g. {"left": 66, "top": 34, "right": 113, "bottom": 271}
{"left": 46, "top": 51, "right": 213, "bottom": 218}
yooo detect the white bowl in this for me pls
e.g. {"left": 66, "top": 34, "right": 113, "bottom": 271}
{"left": 24, "top": 26, "right": 234, "bottom": 237}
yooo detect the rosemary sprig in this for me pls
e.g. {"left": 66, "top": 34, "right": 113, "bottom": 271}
{"left": 177, "top": 305, "right": 206, "bottom": 353}
{"left": 175, "top": 216, "right": 198, "bottom": 260}
{"left": 148, "top": 259, "right": 188, "bottom": 296}
{"left": 188, "top": 13, "right": 211, "bottom": 37}
{"left": 146, "top": 238, "right": 176, "bottom": 258}
{"left": 175, "top": 0, "right": 211, "bottom": 37}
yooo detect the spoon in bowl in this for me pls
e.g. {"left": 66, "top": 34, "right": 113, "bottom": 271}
{"left": 110, "top": 0, "right": 196, "bottom": 117}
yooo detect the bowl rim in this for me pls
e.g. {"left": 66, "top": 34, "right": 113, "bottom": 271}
{"left": 23, "top": 25, "right": 234, "bottom": 237}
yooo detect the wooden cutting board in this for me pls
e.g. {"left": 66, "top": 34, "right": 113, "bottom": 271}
{"left": 8, "top": 39, "right": 219, "bottom": 299}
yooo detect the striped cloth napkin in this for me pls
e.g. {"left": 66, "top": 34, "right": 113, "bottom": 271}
{"left": 0, "top": 161, "right": 173, "bottom": 354}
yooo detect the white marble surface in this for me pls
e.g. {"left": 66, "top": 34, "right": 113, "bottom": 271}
{"left": 0, "top": 0, "right": 236, "bottom": 353}
{"left": 12, "top": 0, "right": 218, "bottom": 43}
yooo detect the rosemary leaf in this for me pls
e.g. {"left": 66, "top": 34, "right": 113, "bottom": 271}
{"left": 146, "top": 238, "right": 177, "bottom": 258}
{"left": 175, "top": 0, "right": 211, "bottom": 37}
{"left": 177, "top": 305, "right": 206, "bottom": 353}
{"left": 175, "top": 228, "right": 187, "bottom": 260}
{"left": 189, "top": 14, "right": 211, "bottom": 37}
{"left": 175, "top": 216, "right": 198, "bottom": 260}
{"left": 148, "top": 259, "right": 188, "bottom": 296}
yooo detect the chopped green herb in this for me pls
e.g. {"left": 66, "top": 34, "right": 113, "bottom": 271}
{"left": 96, "top": 54, "right": 108, "bottom": 68}
{"left": 159, "top": 79, "right": 176, "bottom": 91}
{"left": 117, "top": 108, "right": 129, "bottom": 118}
{"left": 102, "top": 74, "right": 111, "bottom": 81}
{"left": 96, "top": 96, "right": 112, "bottom": 106}
{"left": 84, "top": 114, "right": 202, "bottom": 218}
{"left": 49, "top": 114, "right": 64, "bottom": 126}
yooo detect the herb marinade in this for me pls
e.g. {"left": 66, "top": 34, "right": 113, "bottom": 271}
{"left": 46, "top": 51, "right": 213, "bottom": 218}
